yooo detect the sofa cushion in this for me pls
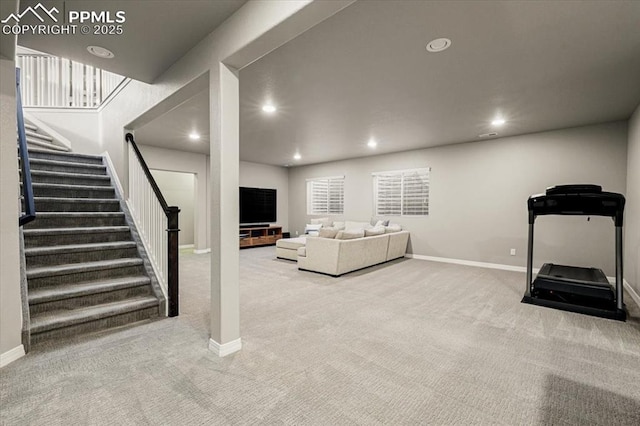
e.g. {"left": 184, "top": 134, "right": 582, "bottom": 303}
{"left": 297, "top": 246, "right": 306, "bottom": 257}
{"left": 276, "top": 236, "right": 307, "bottom": 250}
{"left": 365, "top": 225, "right": 385, "bottom": 236}
{"left": 319, "top": 227, "right": 339, "bottom": 239}
{"left": 332, "top": 221, "right": 346, "bottom": 230}
{"left": 336, "top": 228, "right": 365, "bottom": 240}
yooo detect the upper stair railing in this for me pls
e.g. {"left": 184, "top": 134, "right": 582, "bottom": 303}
{"left": 16, "top": 50, "right": 125, "bottom": 108}
{"left": 125, "top": 133, "right": 180, "bottom": 317}
{"left": 17, "top": 68, "right": 35, "bottom": 226}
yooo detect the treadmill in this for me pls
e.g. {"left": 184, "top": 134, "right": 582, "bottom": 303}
{"left": 521, "top": 184, "right": 626, "bottom": 321}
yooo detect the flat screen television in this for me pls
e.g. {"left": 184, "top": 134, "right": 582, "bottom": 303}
{"left": 239, "top": 187, "right": 276, "bottom": 225}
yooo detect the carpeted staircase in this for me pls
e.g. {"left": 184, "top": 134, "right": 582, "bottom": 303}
{"left": 21, "top": 123, "right": 163, "bottom": 345}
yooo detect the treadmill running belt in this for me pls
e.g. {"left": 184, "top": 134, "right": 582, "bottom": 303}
{"left": 533, "top": 263, "right": 613, "bottom": 300}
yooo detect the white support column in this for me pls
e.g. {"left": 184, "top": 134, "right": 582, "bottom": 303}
{"left": 0, "top": 56, "right": 25, "bottom": 365}
{"left": 208, "top": 63, "right": 241, "bottom": 357}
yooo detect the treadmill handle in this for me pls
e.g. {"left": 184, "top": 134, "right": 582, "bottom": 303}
{"left": 525, "top": 222, "right": 534, "bottom": 296}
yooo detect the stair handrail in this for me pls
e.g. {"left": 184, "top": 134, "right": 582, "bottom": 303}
{"left": 17, "top": 68, "right": 35, "bottom": 226}
{"left": 125, "top": 133, "right": 180, "bottom": 317}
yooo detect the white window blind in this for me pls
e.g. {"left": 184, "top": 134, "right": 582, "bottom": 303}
{"left": 306, "top": 176, "right": 345, "bottom": 215}
{"left": 373, "top": 168, "right": 430, "bottom": 216}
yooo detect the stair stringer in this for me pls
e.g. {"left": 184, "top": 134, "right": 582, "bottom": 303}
{"left": 102, "top": 152, "right": 167, "bottom": 316}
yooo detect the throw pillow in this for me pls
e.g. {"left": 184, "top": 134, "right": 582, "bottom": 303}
{"left": 304, "top": 223, "right": 323, "bottom": 234}
{"left": 365, "top": 225, "right": 385, "bottom": 236}
{"left": 336, "top": 228, "right": 365, "bottom": 240}
{"left": 332, "top": 221, "right": 346, "bottom": 230}
{"left": 345, "top": 221, "right": 371, "bottom": 230}
{"left": 310, "top": 217, "right": 332, "bottom": 227}
{"left": 318, "top": 227, "right": 339, "bottom": 239}
{"left": 384, "top": 223, "right": 402, "bottom": 233}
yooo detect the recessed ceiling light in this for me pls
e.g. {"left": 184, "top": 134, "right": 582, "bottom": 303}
{"left": 491, "top": 118, "right": 506, "bottom": 126}
{"left": 478, "top": 132, "right": 498, "bottom": 138}
{"left": 262, "top": 104, "right": 277, "bottom": 113}
{"left": 367, "top": 139, "right": 377, "bottom": 148}
{"left": 426, "top": 38, "right": 451, "bottom": 53}
{"left": 189, "top": 132, "right": 200, "bottom": 141}
{"left": 293, "top": 153, "right": 301, "bottom": 160}
{"left": 87, "top": 45, "right": 114, "bottom": 59}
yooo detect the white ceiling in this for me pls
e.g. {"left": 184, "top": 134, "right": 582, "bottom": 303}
{"left": 12, "top": 1, "right": 640, "bottom": 164}
{"left": 237, "top": 0, "right": 640, "bottom": 166}
{"left": 16, "top": 0, "right": 247, "bottom": 83}
{"left": 135, "top": 91, "right": 210, "bottom": 155}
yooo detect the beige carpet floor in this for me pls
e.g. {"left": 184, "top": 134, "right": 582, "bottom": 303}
{"left": 1, "top": 247, "right": 640, "bottom": 425}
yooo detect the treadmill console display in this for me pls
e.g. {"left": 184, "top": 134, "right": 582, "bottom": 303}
{"left": 527, "top": 184, "right": 625, "bottom": 225}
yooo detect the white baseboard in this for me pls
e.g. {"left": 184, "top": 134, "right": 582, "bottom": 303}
{"left": 407, "top": 254, "right": 640, "bottom": 309}
{"left": 102, "top": 151, "right": 125, "bottom": 197}
{"left": 194, "top": 248, "right": 211, "bottom": 254}
{"left": 0, "top": 345, "right": 25, "bottom": 368}
{"left": 208, "top": 338, "right": 242, "bottom": 357}
{"left": 406, "top": 254, "right": 535, "bottom": 273}
{"left": 624, "top": 279, "right": 640, "bottom": 308}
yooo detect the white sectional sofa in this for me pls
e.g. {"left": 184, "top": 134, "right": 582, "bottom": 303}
{"left": 276, "top": 236, "right": 306, "bottom": 261}
{"left": 298, "top": 231, "right": 410, "bottom": 276}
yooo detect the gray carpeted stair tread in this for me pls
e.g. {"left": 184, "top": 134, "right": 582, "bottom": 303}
{"left": 31, "top": 198, "right": 121, "bottom": 212}
{"left": 23, "top": 212, "right": 126, "bottom": 229}
{"left": 29, "top": 170, "right": 112, "bottom": 184}
{"left": 29, "top": 212, "right": 124, "bottom": 219}
{"left": 33, "top": 196, "right": 118, "bottom": 203}
{"left": 30, "top": 296, "right": 159, "bottom": 334}
{"left": 27, "top": 258, "right": 143, "bottom": 279}
{"left": 29, "top": 276, "right": 151, "bottom": 305}
{"left": 28, "top": 182, "right": 116, "bottom": 199}
{"left": 24, "top": 225, "right": 130, "bottom": 237}
{"left": 29, "top": 158, "right": 106, "bottom": 171}
{"left": 28, "top": 149, "right": 103, "bottom": 163}
{"left": 24, "top": 122, "right": 38, "bottom": 131}
{"left": 32, "top": 182, "right": 111, "bottom": 189}
{"left": 25, "top": 241, "right": 137, "bottom": 256}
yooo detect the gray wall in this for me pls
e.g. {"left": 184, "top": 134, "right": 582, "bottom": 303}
{"left": 151, "top": 170, "right": 195, "bottom": 246}
{"left": 239, "top": 161, "right": 289, "bottom": 231}
{"left": 138, "top": 144, "right": 210, "bottom": 251}
{"left": 626, "top": 105, "right": 640, "bottom": 295}
{"left": 288, "top": 122, "right": 628, "bottom": 275}
{"left": 25, "top": 108, "right": 100, "bottom": 151}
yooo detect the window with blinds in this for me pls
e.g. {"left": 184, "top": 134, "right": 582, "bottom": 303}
{"left": 306, "top": 176, "right": 345, "bottom": 215}
{"left": 373, "top": 168, "right": 430, "bottom": 216}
